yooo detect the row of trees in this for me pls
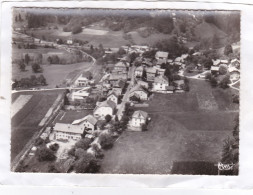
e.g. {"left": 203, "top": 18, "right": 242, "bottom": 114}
{"left": 205, "top": 72, "right": 230, "bottom": 89}
{"left": 12, "top": 75, "right": 47, "bottom": 89}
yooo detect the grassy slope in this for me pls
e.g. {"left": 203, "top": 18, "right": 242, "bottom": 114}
{"left": 100, "top": 79, "right": 239, "bottom": 174}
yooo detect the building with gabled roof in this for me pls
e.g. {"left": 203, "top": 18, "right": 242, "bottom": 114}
{"left": 153, "top": 75, "right": 169, "bottom": 91}
{"left": 129, "top": 110, "right": 149, "bottom": 130}
{"left": 155, "top": 51, "right": 169, "bottom": 65}
{"left": 72, "top": 114, "right": 98, "bottom": 131}
{"left": 146, "top": 67, "right": 157, "bottom": 81}
{"left": 114, "top": 61, "right": 127, "bottom": 71}
{"left": 107, "top": 91, "right": 119, "bottom": 104}
{"left": 53, "top": 123, "right": 84, "bottom": 140}
{"left": 129, "top": 84, "right": 148, "bottom": 101}
{"left": 135, "top": 66, "right": 144, "bottom": 77}
{"left": 93, "top": 100, "right": 116, "bottom": 118}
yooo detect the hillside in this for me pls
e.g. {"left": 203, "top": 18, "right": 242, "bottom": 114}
{"left": 194, "top": 22, "right": 227, "bottom": 40}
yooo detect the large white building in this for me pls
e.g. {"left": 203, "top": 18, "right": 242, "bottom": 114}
{"left": 130, "top": 110, "right": 148, "bottom": 129}
{"left": 72, "top": 114, "right": 98, "bottom": 131}
{"left": 153, "top": 75, "right": 169, "bottom": 91}
{"left": 53, "top": 123, "right": 84, "bottom": 140}
{"left": 155, "top": 51, "right": 169, "bottom": 65}
{"left": 93, "top": 100, "right": 117, "bottom": 118}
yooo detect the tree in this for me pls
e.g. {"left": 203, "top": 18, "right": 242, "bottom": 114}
{"left": 105, "top": 114, "right": 112, "bottom": 123}
{"left": 75, "top": 138, "right": 91, "bottom": 150}
{"left": 219, "top": 65, "right": 228, "bottom": 75}
{"left": 232, "top": 94, "right": 239, "bottom": 104}
{"left": 18, "top": 60, "right": 26, "bottom": 71}
{"left": 49, "top": 143, "right": 59, "bottom": 152}
{"left": 74, "top": 153, "right": 94, "bottom": 173}
{"left": 219, "top": 74, "right": 230, "bottom": 89}
{"left": 36, "top": 147, "right": 56, "bottom": 162}
{"left": 72, "top": 26, "right": 82, "bottom": 34}
{"left": 117, "top": 47, "right": 126, "bottom": 56}
{"left": 24, "top": 54, "right": 30, "bottom": 65}
{"left": 37, "top": 75, "right": 47, "bottom": 85}
{"left": 142, "top": 123, "right": 148, "bottom": 131}
{"left": 32, "top": 63, "right": 42, "bottom": 73}
{"left": 142, "top": 68, "right": 147, "bottom": 81}
{"left": 18, "top": 13, "right": 22, "bottom": 21}
{"left": 210, "top": 76, "right": 218, "bottom": 87}
{"left": 224, "top": 44, "right": 233, "bottom": 56}
{"left": 99, "top": 134, "right": 114, "bottom": 149}
{"left": 205, "top": 72, "right": 212, "bottom": 80}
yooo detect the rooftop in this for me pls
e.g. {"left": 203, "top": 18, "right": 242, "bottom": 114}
{"left": 156, "top": 51, "right": 169, "bottom": 58}
{"left": 72, "top": 114, "right": 98, "bottom": 126}
{"left": 54, "top": 123, "right": 84, "bottom": 134}
{"left": 132, "top": 110, "right": 148, "bottom": 119}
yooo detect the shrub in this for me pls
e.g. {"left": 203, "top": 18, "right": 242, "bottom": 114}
{"left": 49, "top": 143, "right": 59, "bottom": 152}
{"left": 36, "top": 147, "right": 56, "bottom": 162}
{"left": 205, "top": 72, "right": 212, "bottom": 80}
{"left": 210, "top": 76, "right": 218, "bottom": 87}
{"left": 99, "top": 134, "right": 114, "bottom": 149}
{"left": 75, "top": 138, "right": 91, "bottom": 150}
{"left": 219, "top": 75, "right": 230, "bottom": 89}
{"left": 105, "top": 115, "right": 112, "bottom": 123}
{"left": 68, "top": 147, "right": 76, "bottom": 157}
{"left": 34, "top": 137, "right": 44, "bottom": 146}
{"left": 74, "top": 153, "right": 96, "bottom": 173}
{"left": 72, "top": 26, "right": 82, "bottom": 34}
{"left": 219, "top": 65, "right": 228, "bottom": 75}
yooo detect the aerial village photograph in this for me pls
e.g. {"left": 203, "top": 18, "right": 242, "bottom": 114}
{"left": 11, "top": 8, "right": 240, "bottom": 175}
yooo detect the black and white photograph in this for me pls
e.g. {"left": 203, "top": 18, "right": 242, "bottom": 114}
{"left": 10, "top": 7, "right": 240, "bottom": 175}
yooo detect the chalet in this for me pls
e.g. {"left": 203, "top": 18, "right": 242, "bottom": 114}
{"left": 114, "top": 61, "right": 127, "bottom": 72}
{"left": 107, "top": 91, "right": 119, "bottom": 104}
{"left": 155, "top": 51, "right": 169, "bottom": 65}
{"left": 53, "top": 123, "right": 84, "bottom": 141}
{"left": 135, "top": 66, "right": 144, "bottom": 77}
{"left": 153, "top": 75, "right": 169, "bottom": 91}
{"left": 130, "top": 110, "right": 148, "bottom": 129}
{"left": 72, "top": 114, "right": 98, "bottom": 131}
{"left": 146, "top": 67, "right": 157, "bottom": 82}
{"left": 93, "top": 100, "right": 116, "bottom": 118}
{"left": 129, "top": 85, "right": 148, "bottom": 101}
{"left": 211, "top": 66, "right": 219, "bottom": 74}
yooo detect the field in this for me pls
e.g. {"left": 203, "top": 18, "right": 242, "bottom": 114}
{"left": 11, "top": 90, "right": 65, "bottom": 161}
{"left": 100, "top": 79, "right": 239, "bottom": 174}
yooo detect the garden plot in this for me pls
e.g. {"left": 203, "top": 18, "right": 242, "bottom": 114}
{"left": 11, "top": 95, "right": 33, "bottom": 118}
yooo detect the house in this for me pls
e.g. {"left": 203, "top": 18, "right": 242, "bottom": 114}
{"left": 109, "top": 87, "right": 122, "bottom": 96}
{"left": 167, "top": 59, "right": 174, "bottom": 65}
{"left": 129, "top": 84, "right": 148, "bottom": 101}
{"left": 135, "top": 66, "right": 144, "bottom": 77}
{"left": 146, "top": 67, "right": 157, "bottom": 82}
{"left": 107, "top": 91, "right": 119, "bottom": 104}
{"left": 67, "top": 39, "right": 73, "bottom": 45}
{"left": 220, "top": 59, "right": 229, "bottom": 64}
{"left": 166, "top": 86, "right": 175, "bottom": 93}
{"left": 109, "top": 73, "right": 127, "bottom": 86}
{"left": 114, "top": 61, "right": 127, "bottom": 72}
{"left": 74, "top": 71, "right": 93, "bottom": 87}
{"left": 211, "top": 66, "right": 219, "bottom": 74}
{"left": 154, "top": 67, "right": 165, "bottom": 76}
{"left": 93, "top": 100, "right": 116, "bottom": 118}
{"left": 155, "top": 51, "right": 169, "bottom": 65}
{"left": 130, "top": 110, "right": 148, "bottom": 129}
{"left": 72, "top": 114, "right": 98, "bottom": 131}
{"left": 112, "top": 78, "right": 126, "bottom": 89}
{"left": 71, "top": 88, "right": 90, "bottom": 100}
{"left": 142, "top": 58, "right": 153, "bottom": 67}
{"left": 53, "top": 123, "right": 84, "bottom": 140}
{"left": 153, "top": 75, "right": 169, "bottom": 91}
{"left": 173, "top": 80, "right": 185, "bottom": 90}
{"left": 137, "top": 80, "right": 149, "bottom": 89}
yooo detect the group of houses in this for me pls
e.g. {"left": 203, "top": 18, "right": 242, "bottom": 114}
{"left": 133, "top": 51, "right": 187, "bottom": 94}
{"left": 211, "top": 58, "right": 240, "bottom": 81}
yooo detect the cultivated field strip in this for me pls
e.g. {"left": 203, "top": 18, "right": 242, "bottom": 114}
{"left": 11, "top": 95, "right": 33, "bottom": 118}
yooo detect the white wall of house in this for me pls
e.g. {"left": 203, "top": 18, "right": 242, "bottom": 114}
{"left": 80, "top": 121, "right": 95, "bottom": 131}
{"left": 131, "top": 117, "right": 146, "bottom": 127}
{"left": 94, "top": 107, "right": 113, "bottom": 118}
{"left": 54, "top": 131, "right": 81, "bottom": 140}
{"left": 153, "top": 82, "right": 168, "bottom": 91}
{"left": 135, "top": 70, "right": 143, "bottom": 77}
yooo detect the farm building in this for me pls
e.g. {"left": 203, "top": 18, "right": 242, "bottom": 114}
{"left": 74, "top": 71, "right": 93, "bottom": 87}
{"left": 114, "top": 61, "right": 127, "bottom": 72}
{"left": 53, "top": 123, "right": 84, "bottom": 141}
{"left": 72, "top": 114, "right": 98, "bottom": 131}
{"left": 71, "top": 88, "right": 90, "bottom": 100}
